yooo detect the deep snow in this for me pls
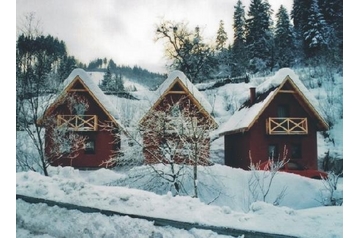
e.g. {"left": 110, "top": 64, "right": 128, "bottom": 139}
{"left": 15, "top": 67, "right": 345, "bottom": 237}
{"left": 16, "top": 165, "right": 343, "bottom": 238}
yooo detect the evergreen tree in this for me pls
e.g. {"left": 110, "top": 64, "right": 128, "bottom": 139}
{"left": 101, "top": 66, "right": 112, "bottom": 91}
{"left": 113, "top": 71, "right": 125, "bottom": 92}
{"left": 16, "top": 33, "right": 68, "bottom": 94}
{"left": 108, "top": 59, "right": 117, "bottom": 70}
{"left": 58, "top": 55, "right": 77, "bottom": 82}
{"left": 291, "top": 0, "right": 312, "bottom": 33}
{"left": 245, "top": 0, "right": 274, "bottom": 73}
{"left": 303, "top": 0, "right": 330, "bottom": 58}
{"left": 87, "top": 58, "right": 103, "bottom": 70}
{"left": 16, "top": 15, "right": 77, "bottom": 175}
{"left": 213, "top": 20, "right": 231, "bottom": 78}
{"left": 318, "top": 0, "right": 343, "bottom": 62}
{"left": 319, "top": 0, "right": 342, "bottom": 42}
{"left": 274, "top": 5, "right": 295, "bottom": 68}
{"left": 291, "top": 0, "right": 307, "bottom": 62}
{"left": 232, "top": 0, "right": 247, "bottom": 76}
{"left": 216, "top": 20, "right": 228, "bottom": 51}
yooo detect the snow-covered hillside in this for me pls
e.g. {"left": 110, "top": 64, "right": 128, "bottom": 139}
{"left": 103, "top": 67, "right": 343, "bottom": 166}
{"left": 87, "top": 71, "right": 149, "bottom": 91}
{"left": 16, "top": 67, "right": 344, "bottom": 237}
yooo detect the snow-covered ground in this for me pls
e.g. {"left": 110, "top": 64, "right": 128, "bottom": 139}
{"left": 16, "top": 165, "right": 343, "bottom": 238}
{"left": 15, "top": 67, "right": 345, "bottom": 237}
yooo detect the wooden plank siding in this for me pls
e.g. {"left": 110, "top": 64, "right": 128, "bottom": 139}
{"left": 43, "top": 75, "right": 120, "bottom": 169}
{"left": 224, "top": 82, "right": 323, "bottom": 170}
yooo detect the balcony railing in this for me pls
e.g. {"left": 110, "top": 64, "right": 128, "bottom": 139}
{"left": 57, "top": 115, "right": 98, "bottom": 131}
{"left": 266, "top": 117, "right": 308, "bottom": 135}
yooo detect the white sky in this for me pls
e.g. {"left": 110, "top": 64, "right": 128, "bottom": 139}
{"left": 16, "top": 0, "right": 293, "bottom": 74}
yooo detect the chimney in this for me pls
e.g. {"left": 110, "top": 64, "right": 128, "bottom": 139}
{"left": 250, "top": 87, "right": 256, "bottom": 105}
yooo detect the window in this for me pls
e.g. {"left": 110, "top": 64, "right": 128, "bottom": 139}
{"left": 278, "top": 105, "right": 289, "bottom": 117}
{"left": 84, "top": 139, "right": 95, "bottom": 154}
{"left": 291, "top": 144, "right": 302, "bottom": 159}
{"left": 268, "top": 144, "right": 278, "bottom": 159}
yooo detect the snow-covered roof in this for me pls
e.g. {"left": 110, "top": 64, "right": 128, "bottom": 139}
{"left": 58, "top": 68, "right": 124, "bottom": 128}
{"left": 144, "top": 70, "right": 217, "bottom": 125}
{"left": 219, "top": 68, "right": 328, "bottom": 135}
{"left": 155, "top": 70, "right": 213, "bottom": 113}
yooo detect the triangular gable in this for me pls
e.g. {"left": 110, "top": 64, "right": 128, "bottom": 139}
{"left": 39, "top": 68, "right": 123, "bottom": 129}
{"left": 280, "top": 77, "right": 328, "bottom": 130}
{"left": 140, "top": 70, "right": 218, "bottom": 127}
{"left": 219, "top": 68, "right": 328, "bottom": 136}
{"left": 69, "top": 80, "right": 86, "bottom": 90}
{"left": 171, "top": 81, "right": 186, "bottom": 92}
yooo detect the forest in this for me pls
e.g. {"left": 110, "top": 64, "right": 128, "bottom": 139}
{"left": 16, "top": 0, "right": 342, "bottom": 86}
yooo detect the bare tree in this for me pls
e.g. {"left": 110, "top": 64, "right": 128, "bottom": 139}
{"left": 155, "top": 20, "right": 216, "bottom": 83}
{"left": 141, "top": 97, "right": 217, "bottom": 197}
{"left": 318, "top": 171, "right": 343, "bottom": 206}
{"left": 247, "top": 147, "right": 289, "bottom": 204}
{"left": 103, "top": 96, "right": 217, "bottom": 198}
{"left": 17, "top": 90, "right": 88, "bottom": 175}
{"left": 16, "top": 12, "right": 91, "bottom": 175}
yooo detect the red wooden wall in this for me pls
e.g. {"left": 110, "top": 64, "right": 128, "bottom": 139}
{"left": 224, "top": 90, "right": 321, "bottom": 170}
{"left": 141, "top": 93, "right": 213, "bottom": 165}
{"left": 45, "top": 88, "right": 119, "bottom": 168}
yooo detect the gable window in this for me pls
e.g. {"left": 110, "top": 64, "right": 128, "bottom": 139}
{"left": 291, "top": 144, "right": 302, "bottom": 159}
{"left": 278, "top": 105, "right": 289, "bottom": 118}
{"left": 268, "top": 144, "right": 278, "bottom": 159}
{"left": 84, "top": 139, "right": 95, "bottom": 154}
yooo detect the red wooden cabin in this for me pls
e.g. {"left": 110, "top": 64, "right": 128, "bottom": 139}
{"left": 39, "top": 68, "right": 123, "bottom": 168}
{"left": 219, "top": 68, "right": 329, "bottom": 170}
{"left": 139, "top": 70, "right": 218, "bottom": 165}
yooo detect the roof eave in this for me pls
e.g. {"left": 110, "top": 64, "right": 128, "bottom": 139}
{"left": 219, "top": 127, "right": 248, "bottom": 137}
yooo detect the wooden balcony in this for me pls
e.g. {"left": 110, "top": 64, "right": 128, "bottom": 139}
{"left": 57, "top": 115, "right": 98, "bottom": 131}
{"left": 266, "top": 117, "right": 308, "bottom": 135}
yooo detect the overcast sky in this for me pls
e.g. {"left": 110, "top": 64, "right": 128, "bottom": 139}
{"left": 16, "top": 0, "right": 292, "bottom": 74}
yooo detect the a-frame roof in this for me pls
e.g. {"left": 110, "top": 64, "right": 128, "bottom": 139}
{"left": 40, "top": 68, "right": 123, "bottom": 129}
{"left": 219, "top": 68, "right": 329, "bottom": 136}
{"left": 140, "top": 70, "right": 218, "bottom": 127}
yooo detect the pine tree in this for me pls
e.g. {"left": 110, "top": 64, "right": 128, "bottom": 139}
{"left": 108, "top": 59, "right": 117, "bottom": 70}
{"left": 58, "top": 55, "right": 77, "bottom": 82}
{"left": 303, "top": 0, "right": 330, "bottom": 57}
{"left": 214, "top": 20, "right": 230, "bottom": 78}
{"left": 291, "top": 0, "right": 312, "bottom": 33}
{"left": 319, "top": 0, "right": 342, "bottom": 42}
{"left": 318, "top": 0, "right": 343, "bottom": 62}
{"left": 114, "top": 72, "right": 125, "bottom": 92}
{"left": 232, "top": 0, "right": 247, "bottom": 76}
{"left": 101, "top": 66, "right": 112, "bottom": 91}
{"left": 216, "top": 20, "right": 228, "bottom": 51}
{"left": 274, "top": 5, "right": 295, "bottom": 68}
{"left": 245, "top": 0, "right": 274, "bottom": 73}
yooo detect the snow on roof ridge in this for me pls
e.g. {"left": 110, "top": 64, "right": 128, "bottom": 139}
{"left": 218, "top": 68, "right": 327, "bottom": 135}
{"left": 154, "top": 70, "right": 214, "bottom": 115}
{"left": 273, "top": 68, "right": 326, "bottom": 120}
{"left": 62, "top": 68, "right": 123, "bottom": 126}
